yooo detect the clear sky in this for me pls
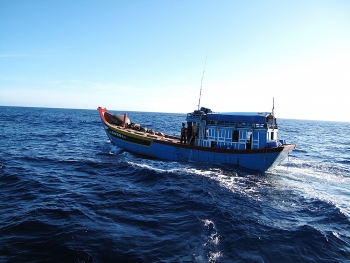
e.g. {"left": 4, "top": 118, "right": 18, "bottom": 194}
{"left": 1, "top": 1, "right": 350, "bottom": 121}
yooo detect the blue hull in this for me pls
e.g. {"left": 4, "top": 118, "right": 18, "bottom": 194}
{"left": 101, "top": 122, "right": 293, "bottom": 172}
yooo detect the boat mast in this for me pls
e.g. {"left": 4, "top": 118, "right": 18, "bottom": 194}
{"left": 272, "top": 97, "right": 275, "bottom": 129}
{"left": 197, "top": 53, "right": 208, "bottom": 111}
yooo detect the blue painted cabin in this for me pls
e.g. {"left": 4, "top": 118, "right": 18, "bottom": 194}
{"left": 186, "top": 107, "right": 282, "bottom": 150}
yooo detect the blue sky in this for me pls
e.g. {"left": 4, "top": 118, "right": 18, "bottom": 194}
{"left": 1, "top": 1, "right": 350, "bottom": 121}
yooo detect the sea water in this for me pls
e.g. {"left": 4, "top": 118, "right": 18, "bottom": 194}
{"left": 0, "top": 106, "right": 349, "bottom": 262}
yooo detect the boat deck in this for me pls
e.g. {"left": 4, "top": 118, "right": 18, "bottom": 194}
{"left": 108, "top": 122, "right": 182, "bottom": 144}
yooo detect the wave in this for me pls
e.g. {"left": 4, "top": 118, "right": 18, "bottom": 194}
{"left": 279, "top": 157, "right": 350, "bottom": 177}
{"left": 0, "top": 219, "right": 94, "bottom": 263}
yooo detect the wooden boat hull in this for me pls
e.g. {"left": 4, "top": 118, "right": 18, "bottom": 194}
{"left": 98, "top": 107, "right": 295, "bottom": 172}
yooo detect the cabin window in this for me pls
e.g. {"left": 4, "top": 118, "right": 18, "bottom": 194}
{"left": 240, "top": 131, "right": 246, "bottom": 140}
{"left": 232, "top": 130, "right": 239, "bottom": 142}
{"left": 204, "top": 128, "right": 208, "bottom": 139}
{"left": 271, "top": 132, "right": 274, "bottom": 140}
{"left": 208, "top": 128, "right": 216, "bottom": 139}
{"left": 219, "top": 130, "right": 225, "bottom": 140}
{"left": 225, "top": 130, "right": 232, "bottom": 142}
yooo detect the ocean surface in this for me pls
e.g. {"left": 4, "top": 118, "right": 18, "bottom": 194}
{"left": 0, "top": 106, "right": 349, "bottom": 263}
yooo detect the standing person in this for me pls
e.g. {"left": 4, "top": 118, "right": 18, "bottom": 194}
{"left": 187, "top": 122, "right": 192, "bottom": 144}
{"left": 180, "top": 123, "right": 187, "bottom": 143}
{"left": 190, "top": 122, "right": 198, "bottom": 145}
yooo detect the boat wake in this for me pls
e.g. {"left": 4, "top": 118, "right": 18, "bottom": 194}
{"left": 272, "top": 159, "right": 350, "bottom": 219}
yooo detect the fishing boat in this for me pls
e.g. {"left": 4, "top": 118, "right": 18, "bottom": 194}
{"left": 97, "top": 105, "right": 296, "bottom": 172}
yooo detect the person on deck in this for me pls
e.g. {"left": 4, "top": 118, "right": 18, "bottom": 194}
{"left": 180, "top": 123, "right": 187, "bottom": 143}
{"left": 187, "top": 122, "right": 192, "bottom": 144}
{"left": 190, "top": 123, "right": 198, "bottom": 145}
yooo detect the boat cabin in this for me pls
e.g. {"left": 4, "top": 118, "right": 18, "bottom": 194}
{"left": 186, "top": 107, "right": 281, "bottom": 150}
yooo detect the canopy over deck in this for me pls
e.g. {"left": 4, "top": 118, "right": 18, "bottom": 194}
{"left": 205, "top": 112, "right": 271, "bottom": 124}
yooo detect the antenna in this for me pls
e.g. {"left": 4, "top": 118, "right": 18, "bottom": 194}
{"left": 197, "top": 50, "right": 208, "bottom": 111}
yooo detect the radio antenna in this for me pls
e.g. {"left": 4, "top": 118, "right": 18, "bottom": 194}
{"left": 197, "top": 50, "right": 208, "bottom": 111}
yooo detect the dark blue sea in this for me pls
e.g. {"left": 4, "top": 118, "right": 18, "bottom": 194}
{"left": 1, "top": 106, "right": 349, "bottom": 263}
